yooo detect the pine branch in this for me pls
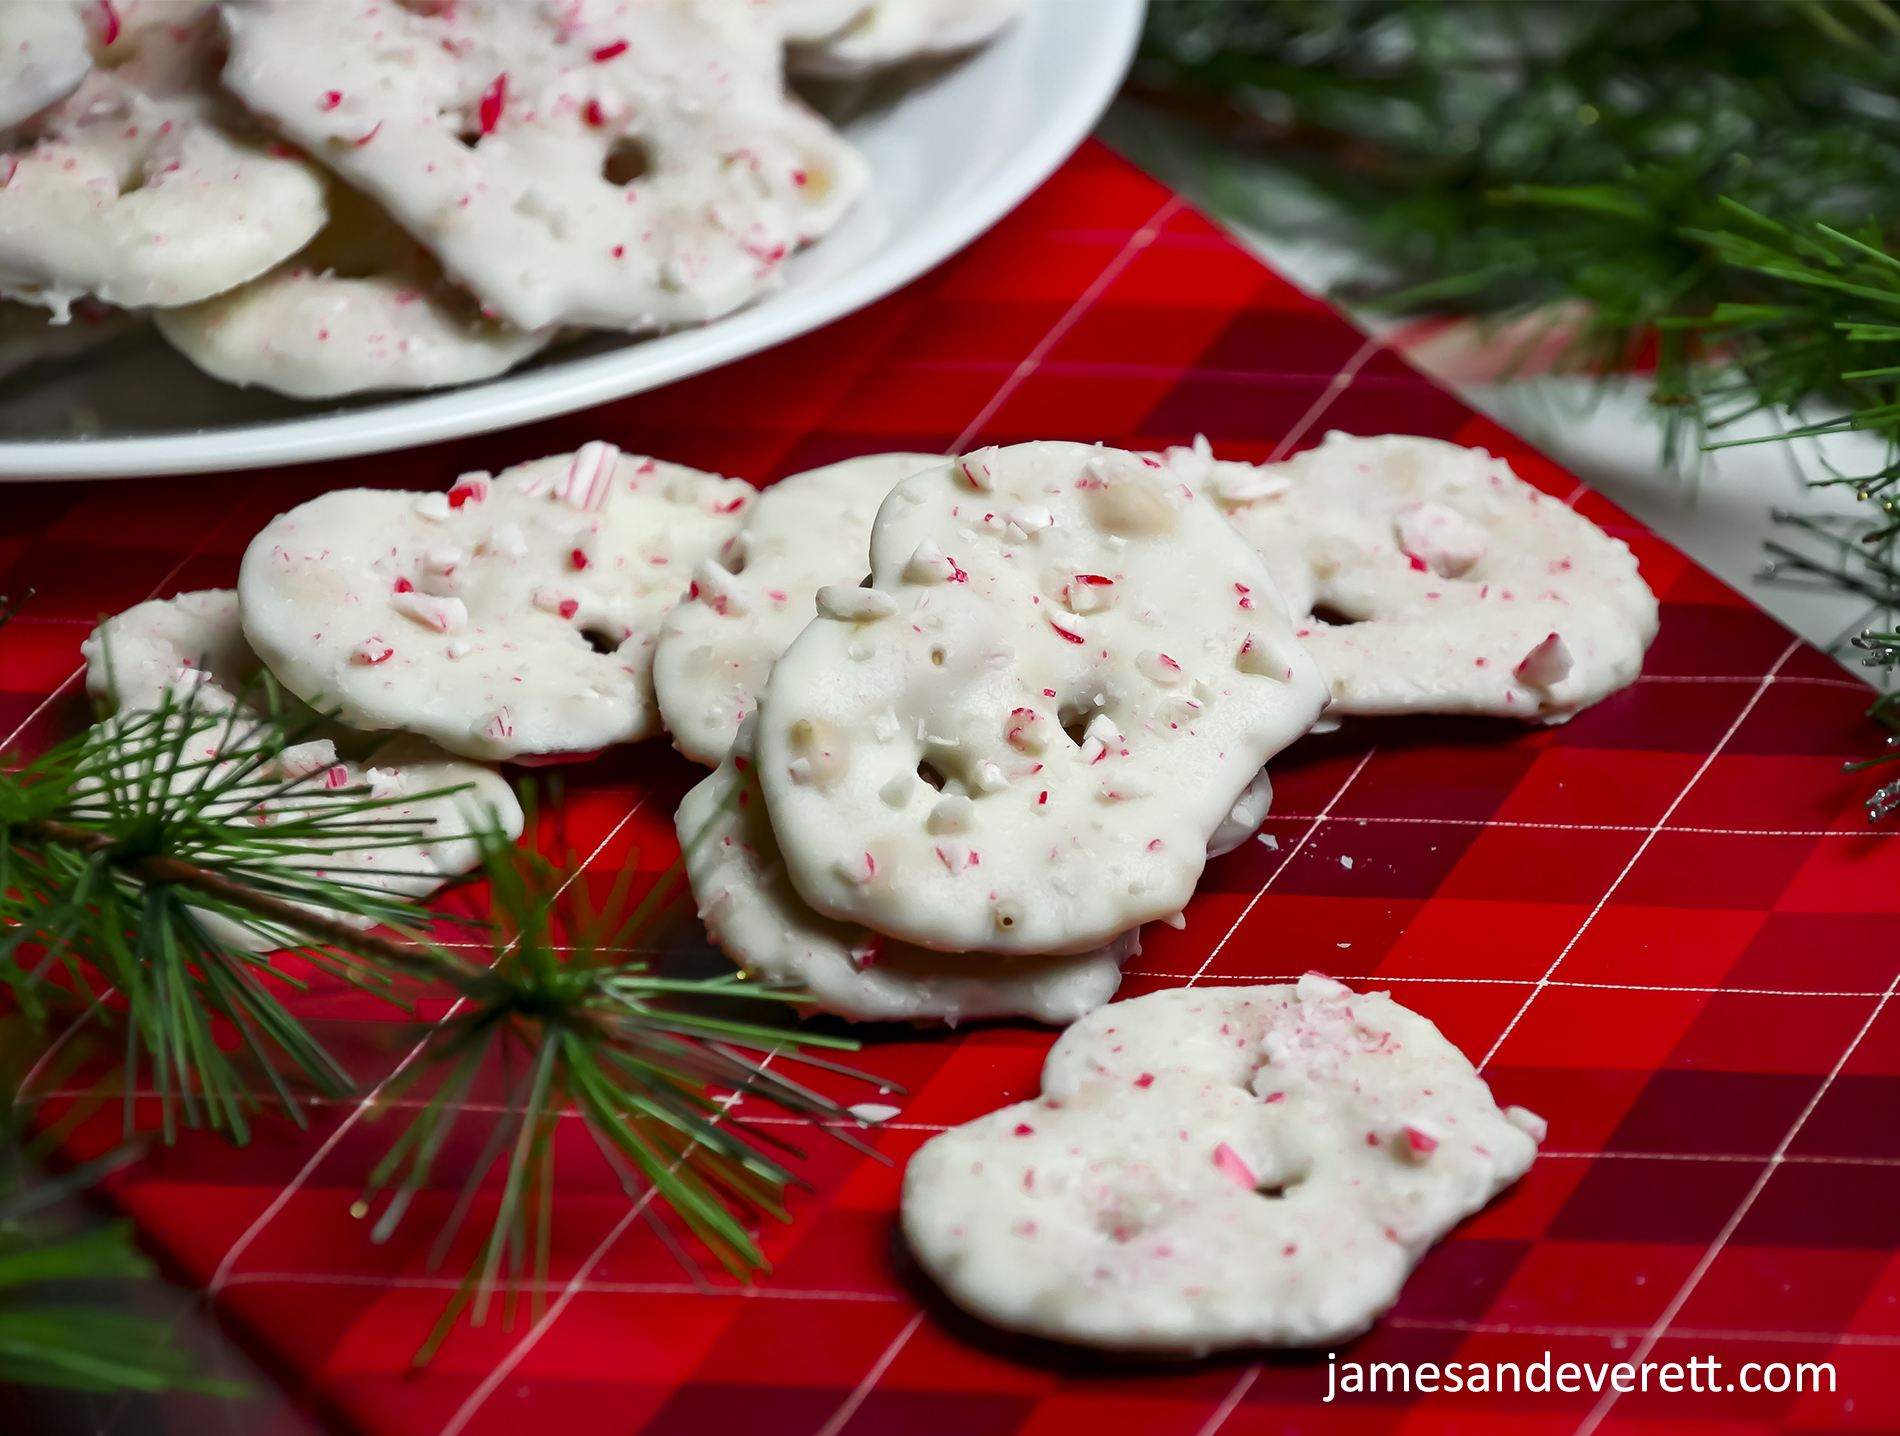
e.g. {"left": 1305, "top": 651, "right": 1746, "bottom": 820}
{"left": 0, "top": 611, "right": 897, "bottom": 1367}
{"left": 352, "top": 809, "right": 897, "bottom": 1366}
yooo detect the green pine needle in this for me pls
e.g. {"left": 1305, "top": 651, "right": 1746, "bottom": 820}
{"left": 354, "top": 807, "right": 895, "bottom": 1367}
{"left": 1, "top": 682, "right": 477, "bottom": 1143}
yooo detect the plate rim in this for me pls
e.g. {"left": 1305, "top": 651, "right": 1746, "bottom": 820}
{"left": 0, "top": 0, "right": 1146, "bottom": 482}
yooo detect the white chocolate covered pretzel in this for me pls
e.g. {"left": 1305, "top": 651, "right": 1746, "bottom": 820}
{"left": 153, "top": 184, "right": 552, "bottom": 398}
{"left": 0, "top": 2, "right": 326, "bottom": 318}
{"left": 787, "top": 0, "right": 1027, "bottom": 75}
{"left": 82, "top": 590, "right": 523, "bottom": 949}
{"left": 239, "top": 446, "right": 757, "bottom": 761}
{"left": 757, "top": 441, "right": 1326, "bottom": 956}
{"left": 0, "top": 0, "right": 91, "bottom": 130}
{"left": 1182, "top": 432, "right": 1659, "bottom": 721}
{"left": 653, "top": 451, "right": 943, "bottom": 766}
{"left": 903, "top": 975, "right": 1545, "bottom": 1353}
{"left": 83, "top": 588, "right": 262, "bottom": 714}
{"left": 221, "top": 0, "right": 867, "bottom": 334}
{"left": 679, "top": 716, "right": 1132, "bottom": 1023}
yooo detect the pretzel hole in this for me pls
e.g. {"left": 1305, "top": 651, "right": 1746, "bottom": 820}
{"left": 1059, "top": 709, "right": 1090, "bottom": 746}
{"left": 916, "top": 761, "right": 946, "bottom": 791}
{"left": 930, "top": 646, "right": 946, "bottom": 667}
{"left": 1309, "top": 603, "right": 1363, "bottom": 627}
{"left": 602, "top": 136, "right": 653, "bottom": 186}
{"left": 579, "top": 625, "right": 620, "bottom": 655}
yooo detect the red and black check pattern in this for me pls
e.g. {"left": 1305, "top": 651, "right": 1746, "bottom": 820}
{"left": 5, "top": 142, "right": 1898, "bottom": 1435}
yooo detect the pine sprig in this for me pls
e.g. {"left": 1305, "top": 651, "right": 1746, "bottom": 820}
{"left": 1134, "top": 0, "right": 1900, "bottom": 392}
{"left": 0, "top": 1017, "right": 241, "bottom": 1397}
{"left": 355, "top": 816, "right": 894, "bottom": 1365}
{"left": 0, "top": 609, "right": 898, "bottom": 1370}
{"left": 0, "top": 686, "right": 469, "bottom": 1143}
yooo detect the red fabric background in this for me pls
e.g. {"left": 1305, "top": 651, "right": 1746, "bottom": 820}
{"left": 5, "top": 142, "right": 1897, "bottom": 1435}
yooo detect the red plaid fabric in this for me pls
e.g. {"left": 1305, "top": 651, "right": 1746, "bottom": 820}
{"left": 4, "top": 141, "right": 1896, "bottom": 1435}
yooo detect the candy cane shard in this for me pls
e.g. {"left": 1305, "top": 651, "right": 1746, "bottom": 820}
{"left": 902, "top": 978, "right": 1544, "bottom": 1353}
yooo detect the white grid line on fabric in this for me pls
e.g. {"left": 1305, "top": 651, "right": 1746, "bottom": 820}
{"left": 1266, "top": 335, "right": 1385, "bottom": 463}
{"left": 1255, "top": 814, "right": 1881, "bottom": 837}
{"left": 948, "top": 196, "right": 1184, "bottom": 454}
{"left": 435, "top": 1201, "right": 651, "bottom": 1436}
{"left": 1188, "top": 747, "right": 1378, "bottom": 986}
{"left": 1636, "top": 673, "right": 1867, "bottom": 689}
{"left": 1390, "top": 1316, "right": 1900, "bottom": 1349}
{"left": 217, "top": 1271, "right": 906, "bottom": 1302}
{"left": 438, "top": 1046, "right": 784, "bottom": 1436}
{"left": 1479, "top": 639, "right": 1805, "bottom": 1072}
{"left": 207, "top": 794, "right": 651, "bottom": 1300}
{"left": 1120, "top": 974, "right": 1892, "bottom": 999}
{"left": 0, "top": 501, "right": 265, "bottom": 753}
{"left": 1573, "top": 957, "right": 1900, "bottom": 1435}
{"left": 813, "top": 1309, "right": 926, "bottom": 1436}
{"left": 1195, "top": 1364, "right": 1261, "bottom": 1436}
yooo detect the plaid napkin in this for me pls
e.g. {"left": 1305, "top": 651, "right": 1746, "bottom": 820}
{"left": 2, "top": 141, "right": 1893, "bottom": 1436}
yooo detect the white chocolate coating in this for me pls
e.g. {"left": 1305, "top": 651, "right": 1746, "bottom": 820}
{"left": 0, "top": 0, "right": 91, "bottom": 130}
{"left": 744, "top": 0, "right": 867, "bottom": 44}
{"left": 153, "top": 183, "right": 553, "bottom": 398}
{"left": 81, "top": 590, "right": 524, "bottom": 950}
{"left": 654, "top": 452, "right": 943, "bottom": 766}
{"left": 903, "top": 975, "right": 1545, "bottom": 1353}
{"left": 238, "top": 447, "right": 757, "bottom": 761}
{"left": 221, "top": 0, "right": 867, "bottom": 334}
{"left": 1185, "top": 432, "right": 1659, "bottom": 721}
{"left": 0, "top": 3, "right": 326, "bottom": 318}
{"left": 679, "top": 715, "right": 1132, "bottom": 1023}
{"left": 757, "top": 442, "right": 1326, "bottom": 956}
{"left": 788, "top": 0, "right": 1026, "bottom": 75}
{"left": 83, "top": 588, "right": 259, "bottom": 713}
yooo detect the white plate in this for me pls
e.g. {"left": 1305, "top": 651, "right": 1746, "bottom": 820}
{"left": 0, "top": 0, "right": 1144, "bottom": 480}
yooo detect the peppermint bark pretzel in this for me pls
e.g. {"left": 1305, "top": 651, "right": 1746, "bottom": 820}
{"left": 221, "top": 0, "right": 867, "bottom": 334}
{"left": 239, "top": 445, "right": 757, "bottom": 761}
{"left": 0, "top": 1, "right": 326, "bottom": 318}
{"left": 82, "top": 590, "right": 524, "bottom": 950}
{"left": 1183, "top": 432, "right": 1659, "bottom": 721}
{"left": 154, "top": 184, "right": 553, "bottom": 399}
{"left": 679, "top": 716, "right": 1133, "bottom": 1023}
{"left": 653, "top": 451, "right": 943, "bottom": 766}
{"left": 903, "top": 976, "right": 1545, "bottom": 1353}
{"left": 0, "top": 0, "right": 91, "bottom": 130}
{"left": 786, "top": 0, "right": 1027, "bottom": 76}
{"left": 757, "top": 441, "right": 1326, "bottom": 956}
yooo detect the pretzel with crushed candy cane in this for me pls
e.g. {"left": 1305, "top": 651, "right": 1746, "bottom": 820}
{"left": 903, "top": 975, "right": 1545, "bottom": 1352}
{"left": 1179, "top": 431, "right": 1660, "bottom": 722}
{"left": 220, "top": 0, "right": 866, "bottom": 334}
{"left": 755, "top": 440, "right": 1326, "bottom": 957}
{"left": 238, "top": 444, "right": 757, "bottom": 761}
